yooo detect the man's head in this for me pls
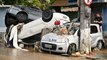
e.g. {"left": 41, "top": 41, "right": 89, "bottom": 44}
{"left": 96, "top": 13, "right": 101, "bottom": 17}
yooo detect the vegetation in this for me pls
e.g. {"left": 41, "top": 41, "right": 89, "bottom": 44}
{"left": 2, "top": 0, "right": 55, "bottom": 10}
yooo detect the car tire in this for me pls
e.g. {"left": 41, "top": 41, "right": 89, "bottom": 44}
{"left": 16, "top": 12, "right": 28, "bottom": 22}
{"left": 97, "top": 41, "right": 103, "bottom": 49}
{"left": 67, "top": 44, "right": 76, "bottom": 57}
{"left": 5, "top": 13, "right": 18, "bottom": 27}
{"left": 42, "top": 9, "right": 53, "bottom": 22}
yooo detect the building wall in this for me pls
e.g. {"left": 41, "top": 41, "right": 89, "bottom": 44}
{"left": 0, "top": 7, "right": 9, "bottom": 32}
{"left": 91, "top": 3, "right": 107, "bottom": 37}
{"left": 102, "top": 7, "right": 107, "bottom": 37}
{"left": 62, "top": 11, "right": 78, "bottom": 21}
{"left": 91, "top": 4, "right": 102, "bottom": 22}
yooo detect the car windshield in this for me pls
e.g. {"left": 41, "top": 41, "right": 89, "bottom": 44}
{"left": 52, "top": 22, "right": 78, "bottom": 35}
{"left": 69, "top": 27, "right": 77, "bottom": 35}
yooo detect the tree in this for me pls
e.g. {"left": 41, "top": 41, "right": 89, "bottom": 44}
{"left": 80, "top": 0, "right": 91, "bottom": 54}
{"left": 2, "top": 0, "right": 26, "bottom": 5}
{"left": 2, "top": 0, "right": 16, "bottom": 5}
{"left": 25, "top": 0, "right": 56, "bottom": 10}
{"left": 2, "top": 0, "right": 55, "bottom": 10}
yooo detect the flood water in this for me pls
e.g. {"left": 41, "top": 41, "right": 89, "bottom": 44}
{"left": 0, "top": 42, "right": 107, "bottom": 60}
{"left": 0, "top": 45, "right": 82, "bottom": 60}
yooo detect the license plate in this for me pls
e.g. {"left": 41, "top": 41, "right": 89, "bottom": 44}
{"left": 44, "top": 44, "right": 52, "bottom": 48}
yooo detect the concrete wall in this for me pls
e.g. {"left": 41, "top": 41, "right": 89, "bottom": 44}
{"left": 0, "top": 5, "right": 11, "bottom": 43}
{"left": 102, "top": 7, "right": 107, "bottom": 37}
{"left": 0, "top": 6, "right": 10, "bottom": 32}
{"left": 101, "top": 7, "right": 107, "bottom": 47}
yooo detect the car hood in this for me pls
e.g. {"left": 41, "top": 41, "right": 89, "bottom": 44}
{"left": 41, "top": 33, "right": 74, "bottom": 43}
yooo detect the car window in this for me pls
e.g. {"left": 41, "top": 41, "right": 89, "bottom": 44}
{"left": 76, "top": 25, "right": 98, "bottom": 35}
{"left": 69, "top": 27, "right": 78, "bottom": 35}
{"left": 77, "top": 29, "right": 80, "bottom": 36}
{"left": 91, "top": 26, "right": 98, "bottom": 34}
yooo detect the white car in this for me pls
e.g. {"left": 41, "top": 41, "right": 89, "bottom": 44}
{"left": 5, "top": 8, "right": 70, "bottom": 46}
{"left": 40, "top": 23, "right": 104, "bottom": 56}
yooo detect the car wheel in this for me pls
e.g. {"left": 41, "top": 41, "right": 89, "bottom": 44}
{"left": 67, "top": 44, "right": 76, "bottom": 57}
{"left": 19, "top": 43, "right": 24, "bottom": 48}
{"left": 97, "top": 41, "right": 103, "bottom": 49}
{"left": 16, "top": 12, "right": 28, "bottom": 22}
{"left": 5, "top": 13, "right": 18, "bottom": 27}
{"left": 42, "top": 9, "right": 53, "bottom": 22}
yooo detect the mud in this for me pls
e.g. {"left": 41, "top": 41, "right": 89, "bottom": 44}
{"left": 0, "top": 46, "right": 83, "bottom": 60}
{"left": 0, "top": 37, "right": 107, "bottom": 60}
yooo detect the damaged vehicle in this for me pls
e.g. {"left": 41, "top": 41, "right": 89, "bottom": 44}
{"left": 40, "top": 23, "right": 104, "bottom": 56}
{"left": 5, "top": 5, "right": 42, "bottom": 27}
{"left": 4, "top": 6, "right": 70, "bottom": 49}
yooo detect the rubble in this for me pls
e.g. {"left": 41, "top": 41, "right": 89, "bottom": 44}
{"left": 72, "top": 52, "right": 81, "bottom": 57}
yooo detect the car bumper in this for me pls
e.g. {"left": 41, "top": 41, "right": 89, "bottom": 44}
{"left": 40, "top": 42, "right": 69, "bottom": 53}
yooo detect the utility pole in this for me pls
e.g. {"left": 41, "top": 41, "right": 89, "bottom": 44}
{"left": 80, "top": 0, "right": 92, "bottom": 54}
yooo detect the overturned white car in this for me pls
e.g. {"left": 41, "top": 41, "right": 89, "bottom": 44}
{"left": 40, "top": 23, "right": 104, "bottom": 56}
{"left": 4, "top": 8, "right": 70, "bottom": 50}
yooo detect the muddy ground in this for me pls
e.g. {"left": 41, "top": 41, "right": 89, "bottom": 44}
{"left": 0, "top": 33, "right": 107, "bottom": 60}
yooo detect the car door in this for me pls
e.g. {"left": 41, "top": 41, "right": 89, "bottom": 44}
{"left": 69, "top": 29, "right": 79, "bottom": 49}
{"left": 90, "top": 25, "right": 99, "bottom": 47}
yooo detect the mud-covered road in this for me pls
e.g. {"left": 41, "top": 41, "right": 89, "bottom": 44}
{"left": 0, "top": 45, "right": 85, "bottom": 60}
{"left": 0, "top": 37, "right": 107, "bottom": 60}
{"left": 0, "top": 44, "right": 107, "bottom": 60}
